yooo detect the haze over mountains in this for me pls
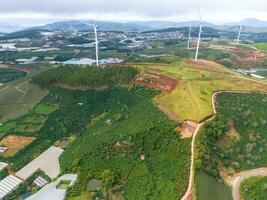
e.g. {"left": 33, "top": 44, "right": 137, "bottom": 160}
{"left": 1, "top": 18, "right": 267, "bottom": 33}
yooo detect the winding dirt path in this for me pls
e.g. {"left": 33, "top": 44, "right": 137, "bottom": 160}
{"left": 232, "top": 168, "right": 267, "bottom": 200}
{"left": 180, "top": 90, "right": 267, "bottom": 200}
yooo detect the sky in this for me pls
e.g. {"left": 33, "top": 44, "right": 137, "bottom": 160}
{"left": 0, "top": 0, "right": 267, "bottom": 26}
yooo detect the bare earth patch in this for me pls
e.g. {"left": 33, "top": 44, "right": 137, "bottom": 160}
{"left": 175, "top": 120, "right": 199, "bottom": 138}
{"left": 135, "top": 70, "right": 179, "bottom": 94}
{"left": 0, "top": 135, "right": 35, "bottom": 157}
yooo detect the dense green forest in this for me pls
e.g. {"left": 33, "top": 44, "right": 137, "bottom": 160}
{"left": 32, "top": 66, "right": 138, "bottom": 89}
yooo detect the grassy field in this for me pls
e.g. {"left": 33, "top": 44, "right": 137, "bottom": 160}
{"left": 253, "top": 43, "right": 267, "bottom": 51}
{"left": 240, "top": 176, "right": 267, "bottom": 200}
{"left": 0, "top": 121, "right": 16, "bottom": 132}
{"left": 195, "top": 171, "right": 232, "bottom": 200}
{"left": 0, "top": 76, "right": 48, "bottom": 123}
{"left": 34, "top": 103, "right": 57, "bottom": 115}
{"left": 134, "top": 60, "right": 267, "bottom": 122}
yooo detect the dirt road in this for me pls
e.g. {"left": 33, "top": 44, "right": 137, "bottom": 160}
{"left": 180, "top": 90, "right": 267, "bottom": 200}
{"left": 232, "top": 168, "right": 267, "bottom": 200}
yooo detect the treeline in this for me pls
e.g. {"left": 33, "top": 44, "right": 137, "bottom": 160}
{"left": 32, "top": 66, "right": 138, "bottom": 89}
{"left": 194, "top": 115, "right": 228, "bottom": 179}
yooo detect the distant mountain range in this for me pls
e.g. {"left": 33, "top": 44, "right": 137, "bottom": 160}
{"left": 1, "top": 18, "right": 267, "bottom": 33}
{"left": 226, "top": 18, "right": 267, "bottom": 27}
{"left": 29, "top": 20, "right": 214, "bottom": 32}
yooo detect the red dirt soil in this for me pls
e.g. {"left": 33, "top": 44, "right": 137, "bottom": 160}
{"left": 134, "top": 70, "right": 179, "bottom": 94}
{"left": 175, "top": 120, "right": 199, "bottom": 138}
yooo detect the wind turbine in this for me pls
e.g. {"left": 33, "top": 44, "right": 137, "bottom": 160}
{"left": 236, "top": 25, "right": 242, "bottom": 45}
{"left": 195, "top": 11, "right": 202, "bottom": 61}
{"left": 187, "top": 26, "right": 192, "bottom": 49}
{"left": 88, "top": 23, "right": 99, "bottom": 67}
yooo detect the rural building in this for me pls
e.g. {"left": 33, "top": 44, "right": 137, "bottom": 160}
{"left": 16, "top": 146, "right": 64, "bottom": 180}
{"left": 26, "top": 174, "right": 77, "bottom": 200}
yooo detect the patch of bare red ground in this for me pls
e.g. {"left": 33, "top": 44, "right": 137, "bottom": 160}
{"left": 229, "top": 48, "right": 266, "bottom": 59}
{"left": 134, "top": 70, "right": 179, "bottom": 94}
{"left": 175, "top": 120, "right": 199, "bottom": 138}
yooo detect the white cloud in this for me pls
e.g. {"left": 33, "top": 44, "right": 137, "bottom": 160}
{"left": 0, "top": 0, "right": 266, "bottom": 24}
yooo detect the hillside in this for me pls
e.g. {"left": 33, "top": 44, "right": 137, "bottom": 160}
{"left": 31, "top": 66, "right": 138, "bottom": 89}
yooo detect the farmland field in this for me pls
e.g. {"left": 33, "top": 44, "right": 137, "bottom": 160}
{"left": 0, "top": 68, "right": 27, "bottom": 83}
{"left": 34, "top": 103, "right": 57, "bottom": 115}
{"left": 0, "top": 135, "right": 35, "bottom": 157}
{"left": 195, "top": 171, "right": 232, "bottom": 200}
{"left": 0, "top": 76, "right": 48, "bottom": 123}
{"left": 13, "top": 114, "right": 47, "bottom": 134}
{"left": 240, "top": 176, "right": 267, "bottom": 200}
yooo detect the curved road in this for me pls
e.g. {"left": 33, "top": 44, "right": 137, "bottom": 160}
{"left": 180, "top": 91, "right": 267, "bottom": 200}
{"left": 232, "top": 168, "right": 267, "bottom": 200}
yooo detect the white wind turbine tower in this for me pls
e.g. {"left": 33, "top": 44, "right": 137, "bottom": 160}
{"left": 236, "top": 25, "right": 242, "bottom": 45}
{"left": 187, "top": 26, "right": 192, "bottom": 49}
{"left": 88, "top": 23, "right": 99, "bottom": 67}
{"left": 195, "top": 11, "right": 202, "bottom": 61}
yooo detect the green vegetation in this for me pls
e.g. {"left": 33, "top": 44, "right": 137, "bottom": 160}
{"left": 194, "top": 115, "right": 228, "bottom": 178}
{"left": 13, "top": 114, "right": 47, "bottom": 134}
{"left": 195, "top": 171, "right": 232, "bottom": 200}
{"left": 0, "top": 86, "right": 190, "bottom": 199}
{"left": 0, "top": 76, "right": 48, "bottom": 123}
{"left": 216, "top": 93, "right": 267, "bottom": 171}
{"left": 57, "top": 180, "right": 72, "bottom": 189}
{"left": 256, "top": 70, "right": 267, "bottom": 78}
{"left": 0, "top": 121, "right": 16, "bottom": 133}
{"left": 32, "top": 66, "right": 138, "bottom": 89}
{"left": 240, "top": 176, "right": 267, "bottom": 200}
{"left": 34, "top": 103, "right": 57, "bottom": 115}
{"left": 0, "top": 68, "right": 26, "bottom": 83}
{"left": 194, "top": 92, "right": 267, "bottom": 199}
{"left": 0, "top": 168, "right": 8, "bottom": 180}
{"left": 253, "top": 43, "right": 267, "bottom": 51}
{"left": 60, "top": 86, "right": 190, "bottom": 200}
{"left": 151, "top": 60, "right": 267, "bottom": 121}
